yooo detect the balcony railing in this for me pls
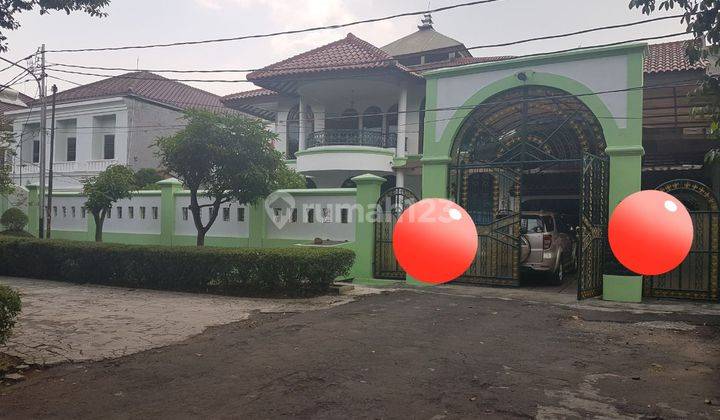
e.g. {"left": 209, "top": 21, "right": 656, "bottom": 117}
{"left": 12, "top": 159, "right": 120, "bottom": 175}
{"left": 306, "top": 129, "right": 397, "bottom": 149}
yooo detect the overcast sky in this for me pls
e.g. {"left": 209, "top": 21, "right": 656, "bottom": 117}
{"left": 2, "top": 0, "right": 689, "bottom": 98}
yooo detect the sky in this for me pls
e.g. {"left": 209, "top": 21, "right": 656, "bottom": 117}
{"left": 1, "top": 0, "right": 690, "bottom": 98}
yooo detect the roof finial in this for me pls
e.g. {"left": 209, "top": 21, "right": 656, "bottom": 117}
{"left": 418, "top": 12, "right": 433, "bottom": 30}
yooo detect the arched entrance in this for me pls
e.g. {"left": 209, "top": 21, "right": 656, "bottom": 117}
{"left": 449, "top": 85, "right": 609, "bottom": 298}
{"left": 644, "top": 180, "right": 719, "bottom": 301}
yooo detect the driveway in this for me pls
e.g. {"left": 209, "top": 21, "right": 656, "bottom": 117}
{"left": 0, "top": 277, "right": 381, "bottom": 365}
{"left": 1, "top": 285, "right": 719, "bottom": 418}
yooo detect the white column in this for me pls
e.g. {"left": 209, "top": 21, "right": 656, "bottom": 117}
{"left": 397, "top": 85, "right": 408, "bottom": 158}
{"left": 395, "top": 170, "right": 405, "bottom": 188}
{"left": 298, "top": 97, "right": 306, "bottom": 151}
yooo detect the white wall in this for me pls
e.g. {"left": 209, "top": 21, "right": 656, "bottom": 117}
{"left": 174, "top": 195, "right": 249, "bottom": 238}
{"left": 103, "top": 195, "right": 162, "bottom": 234}
{"left": 126, "top": 98, "right": 185, "bottom": 171}
{"left": 48, "top": 196, "right": 88, "bottom": 232}
{"left": 266, "top": 193, "right": 356, "bottom": 242}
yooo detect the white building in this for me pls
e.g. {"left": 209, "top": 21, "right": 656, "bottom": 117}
{"left": 6, "top": 71, "right": 236, "bottom": 190}
{"left": 221, "top": 14, "right": 508, "bottom": 192}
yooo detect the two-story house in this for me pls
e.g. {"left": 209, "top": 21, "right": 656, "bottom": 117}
{"left": 7, "top": 71, "right": 235, "bottom": 190}
{"left": 221, "top": 14, "right": 510, "bottom": 191}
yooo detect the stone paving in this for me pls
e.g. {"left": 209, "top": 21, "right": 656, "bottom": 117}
{"left": 0, "top": 277, "right": 383, "bottom": 365}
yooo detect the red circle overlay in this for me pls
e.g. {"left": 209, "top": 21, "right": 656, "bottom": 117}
{"left": 608, "top": 190, "right": 693, "bottom": 276}
{"left": 393, "top": 199, "right": 478, "bottom": 284}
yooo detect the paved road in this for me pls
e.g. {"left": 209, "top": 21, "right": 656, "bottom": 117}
{"left": 0, "top": 277, "right": 380, "bottom": 364}
{"left": 2, "top": 289, "right": 719, "bottom": 419}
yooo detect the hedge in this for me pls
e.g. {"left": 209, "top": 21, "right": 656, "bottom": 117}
{"left": 0, "top": 284, "right": 21, "bottom": 345}
{"left": 0, "top": 238, "right": 355, "bottom": 297}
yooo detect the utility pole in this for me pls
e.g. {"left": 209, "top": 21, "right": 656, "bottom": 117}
{"left": 46, "top": 84, "right": 57, "bottom": 239}
{"left": 38, "top": 44, "right": 47, "bottom": 239}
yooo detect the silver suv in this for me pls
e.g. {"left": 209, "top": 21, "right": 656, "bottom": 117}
{"left": 520, "top": 211, "right": 577, "bottom": 284}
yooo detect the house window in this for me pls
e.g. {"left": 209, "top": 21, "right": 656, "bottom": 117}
{"left": 208, "top": 207, "right": 215, "bottom": 219}
{"left": 182, "top": 207, "right": 189, "bottom": 221}
{"left": 106, "top": 207, "right": 111, "bottom": 219}
{"left": 117, "top": 206, "right": 123, "bottom": 219}
{"left": 307, "top": 208, "right": 315, "bottom": 223}
{"left": 341, "top": 208, "right": 349, "bottom": 224}
{"left": 321, "top": 208, "right": 330, "bottom": 223}
{"left": 128, "top": 207, "right": 134, "bottom": 219}
{"left": 237, "top": 207, "right": 245, "bottom": 222}
{"left": 81, "top": 207, "right": 86, "bottom": 218}
{"left": 152, "top": 207, "right": 159, "bottom": 220}
{"left": 274, "top": 208, "right": 282, "bottom": 222}
{"left": 223, "top": 207, "right": 230, "bottom": 222}
{"left": 140, "top": 206, "right": 146, "bottom": 219}
{"left": 291, "top": 208, "right": 298, "bottom": 223}
{"left": 53, "top": 206, "right": 57, "bottom": 217}
{"left": 62, "top": 206, "right": 67, "bottom": 218}
{"left": 71, "top": 206, "right": 76, "bottom": 218}
{"left": 66, "top": 137, "right": 77, "bottom": 162}
{"left": 103, "top": 135, "right": 115, "bottom": 160}
{"left": 32, "top": 140, "right": 40, "bottom": 163}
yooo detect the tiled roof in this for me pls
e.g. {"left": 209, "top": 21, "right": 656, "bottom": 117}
{"left": 30, "top": 71, "right": 234, "bottom": 113}
{"left": 644, "top": 40, "right": 705, "bottom": 74}
{"left": 247, "top": 33, "right": 416, "bottom": 81}
{"left": 222, "top": 88, "right": 279, "bottom": 101}
{"left": 410, "top": 56, "right": 516, "bottom": 72}
{"left": 381, "top": 26, "right": 466, "bottom": 57}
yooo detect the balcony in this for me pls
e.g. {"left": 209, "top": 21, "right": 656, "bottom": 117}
{"left": 13, "top": 159, "right": 121, "bottom": 175}
{"left": 306, "top": 129, "right": 397, "bottom": 149}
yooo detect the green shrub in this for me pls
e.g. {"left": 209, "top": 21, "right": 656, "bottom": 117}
{"left": 0, "top": 285, "right": 21, "bottom": 345}
{"left": 0, "top": 238, "right": 355, "bottom": 297}
{"left": 0, "top": 208, "right": 28, "bottom": 232}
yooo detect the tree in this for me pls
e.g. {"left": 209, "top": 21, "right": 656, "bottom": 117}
{"left": 82, "top": 164, "right": 134, "bottom": 242}
{"left": 630, "top": 1, "right": 720, "bottom": 133}
{"left": 274, "top": 165, "right": 307, "bottom": 190}
{"left": 155, "top": 110, "right": 288, "bottom": 246}
{"left": 0, "top": 120, "right": 15, "bottom": 196}
{"left": 133, "top": 168, "right": 164, "bottom": 190}
{"left": 0, "top": 1, "right": 109, "bottom": 52}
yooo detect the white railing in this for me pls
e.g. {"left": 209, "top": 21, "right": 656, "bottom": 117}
{"left": 12, "top": 159, "right": 120, "bottom": 175}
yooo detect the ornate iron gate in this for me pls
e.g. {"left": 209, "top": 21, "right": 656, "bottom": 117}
{"left": 456, "top": 166, "right": 522, "bottom": 286}
{"left": 644, "top": 179, "right": 719, "bottom": 301}
{"left": 577, "top": 153, "right": 609, "bottom": 300}
{"left": 373, "top": 187, "right": 419, "bottom": 279}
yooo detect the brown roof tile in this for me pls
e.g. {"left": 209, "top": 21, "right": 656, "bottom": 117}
{"left": 222, "top": 88, "right": 279, "bottom": 101}
{"left": 644, "top": 40, "right": 705, "bottom": 74}
{"left": 247, "top": 33, "right": 416, "bottom": 81}
{"left": 410, "top": 56, "right": 515, "bottom": 72}
{"left": 31, "top": 71, "right": 234, "bottom": 113}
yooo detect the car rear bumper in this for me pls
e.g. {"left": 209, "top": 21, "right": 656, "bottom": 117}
{"left": 521, "top": 261, "right": 555, "bottom": 272}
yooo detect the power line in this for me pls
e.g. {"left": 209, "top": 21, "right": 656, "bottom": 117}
{"left": 46, "top": 14, "right": 688, "bottom": 75}
{"left": 43, "top": 31, "right": 693, "bottom": 85}
{"left": 11, "top": 78, "right": 705, "bottom": 135}
{"left": 46, "top": 0, "right": 505, "bottom": 53}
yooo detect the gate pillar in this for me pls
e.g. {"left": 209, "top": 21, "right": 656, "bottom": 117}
{"left": 421, "top": 156, "right": 452, "bottom": 199}
{"left": 351, "top": 174, "right": 386, "bottom": 280}
{"left": 605, "top": 145, "right": 644, "bottom": 211}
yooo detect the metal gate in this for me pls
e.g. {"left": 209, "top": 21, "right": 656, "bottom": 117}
{"left": 577, "top": 153, "right": 609, "bottom": 299}
{"left": 373, "top": 187, "right": 419, "bottom": 279}
{"left": 456, "top": 166, "right": 522, "bottom": 286}
{"left": 644, "top": 179, "right": 719, "bottom": 301}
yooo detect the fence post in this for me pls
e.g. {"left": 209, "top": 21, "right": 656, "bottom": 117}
{"left": 157, "top": 178, "right": 183, "bottom": 247}
{"left": 351, "top": 174, "right": 385, "bottom": 279}
{"left": 26, "top": 184, "right": 39, "bottom": 237}
{"left": 248, "top": 202, "right": 267, "bottom": 248}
